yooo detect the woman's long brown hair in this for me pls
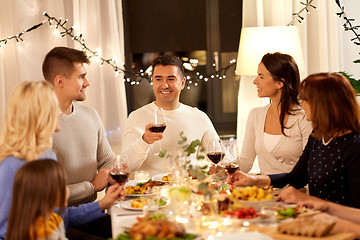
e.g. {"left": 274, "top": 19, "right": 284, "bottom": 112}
{"left": 261, "top": 52, "right": 301, "bottom": 136}
{"left": 301, "top": 72, "right": 360, "bottom": 139}
{"left": 6, "top": 160, "right": 67, "bottom": 240}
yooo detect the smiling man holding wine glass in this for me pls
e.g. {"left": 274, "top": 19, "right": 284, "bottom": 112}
{"left": 122, "top": 55, "right": 220, "bottom": 176}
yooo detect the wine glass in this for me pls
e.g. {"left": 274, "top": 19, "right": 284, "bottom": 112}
{"left": 221, "top": 142, "right": 240, "bottom": 174}
{"left": 150, "top": 108, "right": 166, "bottom": 155}
{"left": 206, "top": 139, "right": 225, "bottom": 167}
{"left": 110, "top": 154, "right": 130, "bottom": 184}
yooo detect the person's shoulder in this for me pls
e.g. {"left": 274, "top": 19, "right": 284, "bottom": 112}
{"left": 0, "top": 156, "right": 24, "bottom": 172}
{"left": 180, "top": 103, "right": 209, "bottom": 118}
{"left": 73, "top": 102, "right": 98, "bottom": 114}
{"left": 248, "top": 105, "right": 268, "bottom": 118}
{"left": 128, "top": 102, "right": 152, "bottom": 119}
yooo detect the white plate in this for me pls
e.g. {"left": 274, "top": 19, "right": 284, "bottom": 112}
{"left": 151, "top": 172, "right": 171, "bottom": 182}
{"left": 232, "top": 198, "right": 276, "bottom": 211}
{"left": 121, "top": 198, "right": 169, "bottom": 211}
{"left": 215, "top": 231, "right": 273, "bottom": 240}
{"left": 125, "top": 180, "right": 154, "bottom": 197}
{"left": 121, "top": 199, "right": 143, "bottom": 211}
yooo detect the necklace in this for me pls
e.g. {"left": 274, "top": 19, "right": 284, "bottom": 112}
{"left": 322, "top": 137, "right": 333, "bottom": 146}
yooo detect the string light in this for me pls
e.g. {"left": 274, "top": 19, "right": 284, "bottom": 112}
{"left": 288, "top": 0, "right": 317, "bottom": 26}
{"left": 1, "top": 11, "right": 239, "bottom": 89}
{"left": 335, "top": 0, "right": 360, "bottom": 48}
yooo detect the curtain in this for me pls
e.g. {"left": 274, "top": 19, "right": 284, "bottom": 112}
{"left": 236, "top": 0, "right": 355, "bottom": 170}
{"left": 0, "top": 0, "right": 127, "bottom": 151}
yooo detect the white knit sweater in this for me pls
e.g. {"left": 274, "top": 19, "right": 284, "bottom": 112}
{"left": 121, "top": 102, "right": 219, "bottom": 176}
{"left": 52, "top": 102, "right": 114, "bottom": 206}
{"left": 239, "top": 104, "right": 313, "bottom": 174}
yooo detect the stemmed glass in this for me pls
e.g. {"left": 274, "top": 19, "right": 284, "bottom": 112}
{"left": 206, "top": 139, "right": 226, "bottom": 167}
{"left": 221, "top": 142, "right": 240, "bottom": 174}
{"left": 150, "top": 108, "right": 166, "bottom": 155}
{"left": 110, "top": 154, "right": 130, "bottom": 184}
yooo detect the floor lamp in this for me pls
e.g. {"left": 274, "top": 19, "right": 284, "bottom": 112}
{"left": 235, "top": 26, "right": 305, "bottom": 172}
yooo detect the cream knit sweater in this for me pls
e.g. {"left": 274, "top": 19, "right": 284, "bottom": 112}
{"left": 239, "top": 104, "right": 312, "bottom": 174}
{"left": 52, "top": 102, "right": 114, "bottom": 206}
{"left": 121, "top": 102, "right": 219, "bottom": 176}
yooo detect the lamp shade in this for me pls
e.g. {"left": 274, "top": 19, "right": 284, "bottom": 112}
{"left": 235, "top": 26, "right": 305, "bottom": 76}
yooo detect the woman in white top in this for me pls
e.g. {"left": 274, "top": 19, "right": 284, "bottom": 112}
{"left": 239, "top": 52, "right": 312, "bottom": 174}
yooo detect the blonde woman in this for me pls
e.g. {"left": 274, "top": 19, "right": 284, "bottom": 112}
{"left": 0, "top": 81, "right": 124, "bottom": 239}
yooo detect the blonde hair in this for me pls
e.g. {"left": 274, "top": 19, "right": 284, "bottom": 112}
{"left": 0, "top": 81, "right": 58, "bottom": 162}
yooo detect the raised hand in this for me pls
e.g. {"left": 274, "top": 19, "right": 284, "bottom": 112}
{"left": 142, "top": 123, "right": 163, "bottom": 144}
{"left": 99, "top": 183, "right": 125, "bottom": 210}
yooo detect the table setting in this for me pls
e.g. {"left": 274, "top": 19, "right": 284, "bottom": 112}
{"left": 110, "top": 139, "right": 356, "bottom": 240}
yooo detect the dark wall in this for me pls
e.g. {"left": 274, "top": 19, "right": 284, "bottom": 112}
{"left": 123, "top": 0, "right": 242, "bottom": 53}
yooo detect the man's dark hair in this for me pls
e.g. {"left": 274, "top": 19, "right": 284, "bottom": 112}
{"left": 151, "top": 55, "right": 184, "bottom": 77}
{"left": 42, "top": 47, "right": 90, "bottom": 82}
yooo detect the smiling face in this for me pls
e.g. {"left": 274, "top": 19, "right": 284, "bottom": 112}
{"left": 152, "top": 65, "right": 185, "bottom": 110}
{"left": 62, "top": 62, "right": 89, "bottom": 102}
{"left": 253, "top": 62, "right": 283, "bottom": 99}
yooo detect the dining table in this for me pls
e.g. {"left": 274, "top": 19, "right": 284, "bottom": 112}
{"left": 110, "top": 177, "right": 357, "bottom": 240}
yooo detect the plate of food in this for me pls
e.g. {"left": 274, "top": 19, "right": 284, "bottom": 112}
{"left": 125, "top": 180, "right": 166, "bottom": 196}
{"left": 151, "top": 172, "right": 172, "bottom": 182}
{"left": 229, "top": 186, "right": 275, "bottom": 211}
{"left": 111, "top": 213, "right": 198, "bottom": 240}
{"left": 121, "top": 198, "right": 169, "bottom": 211}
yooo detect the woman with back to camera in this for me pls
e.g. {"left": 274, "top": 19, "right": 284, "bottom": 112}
{"left": 228, "top": 73, "right": 360, "bottom": 208}
{"left": 239, "top": 52, "right": 312, "bottom": 174}
{"left": 0, "top": 81, "right": 124, "bottom": 240}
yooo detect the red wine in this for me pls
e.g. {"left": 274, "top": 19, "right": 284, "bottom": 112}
{"left": 111, "top": 172, "right": 129, "bottom": 183}
{"left": 224, "top": 163, "right": 239, "bottom": 173}
{"left": 207, "top": 152, "right": 225, "bottom": 164}
{"left": 149, "top": 124, "right": 166, "bottom": 133}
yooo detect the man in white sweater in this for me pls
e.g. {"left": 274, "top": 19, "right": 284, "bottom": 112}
{"left": 122, "top": 55, "right": 219, "bottom": 176}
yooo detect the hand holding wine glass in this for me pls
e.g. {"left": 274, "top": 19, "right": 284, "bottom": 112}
{"left": 110, "top": 154, "right": 130, "bottom": 184}
{"left": 150, "top": 108, "right": 166, "bottom": 155}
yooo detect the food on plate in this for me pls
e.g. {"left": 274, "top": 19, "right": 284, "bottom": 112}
{"left": 276, "top": 207, "right": 301, "bottom": 219}
{"left": 230, "top": 186, "right": 274, "bottom": 201}
{"left": 161, "top": 173, "right": 172, "bottom": 182}
{"left": 130, "top": 198, "right": 167, "bottom": 209}
{"left": 125, "top": 180, "right": 165, "bottom": 195}
{"left": 277, "top": 217, "right": 335, "bottom": 237}
{"left": 113, "top": 213, "right": 197, "bottom": 240}
{"left": 130, "top": 220, "right": 185, "bottom": 240}
{"left": 223, "top": 207, "right": 259, "bottom": 219}
{"left": 127, "top": 213, "right": 196, "bottom": 240}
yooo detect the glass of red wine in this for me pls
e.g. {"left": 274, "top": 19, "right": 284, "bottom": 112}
{"left": 206, "top": 139, "right": 225, "bottom": 167}
{"left": 110, "top": 154, "right": 130, "bottom": 185}
{"left": 150, "top": 108, "right": 166, "bottom": 155}
{"left": 222, "top": 143, "right": 240, "bottom": 174}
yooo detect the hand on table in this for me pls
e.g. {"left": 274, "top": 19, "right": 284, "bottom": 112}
{"left": 276, "top": 186, "right": 310, "bottom": 204}
{"left": 297, "top": 198, "right": 330, "bottom": 212}
{"left": 142, "top": 123, "right": 163, "bottom": 144}
{"left": 99, "top": 183, "right": 125, "bottom": 210}
{"left": 91, "top": 168, "right": 110, "bottom": 192}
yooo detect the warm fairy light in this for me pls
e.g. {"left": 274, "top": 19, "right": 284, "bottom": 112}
{"left": 2, "top": 11, "right": 238, "bottom": 88}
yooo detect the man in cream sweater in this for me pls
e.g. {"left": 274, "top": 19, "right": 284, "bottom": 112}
{"left": 42, "top": 47, "right": 115, "bottom": 239}
{"left": 122, "top": 55, "right": 219, "bottom": 176}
